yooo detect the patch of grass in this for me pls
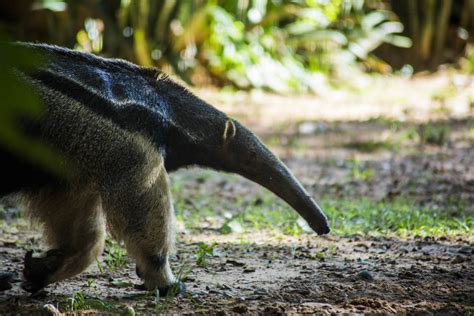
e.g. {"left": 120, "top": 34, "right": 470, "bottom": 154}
{"left": 401, "top": 123, "right": 451, "bottom": 146}
{"left": 176, "top": 201, "right": 218, "bottom": 229}
{"left": 266, "top": 135, "right": 304, "bottom": 150}
{"left": 65, "top": 290, "right": 118, "bottom": 313}
{"left": 177, "top": 187, "right": 472, "bottom": 237}
{"left": 99, "top": 238, "right": 128, "bottom": 272}
{"left": 345, "top": 140, "right": 394, "bottom": 153}
{"left": 367, "top": 116, "right": 403, "bottom": 132}
{"left": 314, "top": 251, "right": 325, "bottom": 260}
{"left": 465, "top": 306, "right": 474, "bottom": 316}
{"left": 432, "top": 105, "right": 452, "bottom": 116}
{"left": 461, "top": 44, "right": 474, "bottom": 74}
{"left": 171, "top": 169, "right": 471, "bottom": 237}
{"left": 237, "top": 196, "right": 307, "bottom": 236}
{"left": 86, "top": 279, "right": 97, "bottom": 289}
{"left": 431, "top": 83, "right": 457, "bottom": 103}
{"left": 321, "top": 198, "right": 472, "bottom": 236}
{"left": 349, "top": 160, "right": 375, "bottom": 181}
{"left": 400, "top": 125, "right": 419, "bottom": 143}
{"left": 194, "top": 242, "right": 218, "bottom": 266}
{"left": 417, "top": 122, "right": 450, "bottom": 145}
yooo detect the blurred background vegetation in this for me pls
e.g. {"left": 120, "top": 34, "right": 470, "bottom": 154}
{"left": 1, "top": 0, "right": 473, "bottom": 94}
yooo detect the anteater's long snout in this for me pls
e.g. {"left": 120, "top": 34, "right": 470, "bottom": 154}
{"left": 227, "top": 121, "right": 330, "bottom": 235}
{"left": 250, "top": 150, "right": 330, "bottom": 235}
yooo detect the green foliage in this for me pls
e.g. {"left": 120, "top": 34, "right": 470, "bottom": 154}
{"left": 322, "top": 198, "right": 472, "bottom": 236}
{"left": 417, "top": 122, "right": 450, "bottom": 146}
{"left": 314, "top": 251, "right": 325, "bottom": 260}
{"left": 177, "top": 4, "right": 331, "bottom": 93}
{"left": 465, "top": 306, "right": 474, "bottom": 316}
{"left": 66, "top": 290, "right": 117, "bottom": 312}
{"left": 194, "top": 242, "right": 218, "bottom": 266}
{"left": 220, "top": 215, "right": 244, "bottom": 234}
{"left": 461, "top": 44, "right": 474, "bottom": 74}
{"left": 431, "top": 84, "right": 457, "bottom": 102}
{"left": 0, "top": 40, "right": 64, "bottom": 174}
{"left": 276, "top": 196, "right": 470, "bottom": 236}
{"left": 50, "top": 0, "right": 410, "bottom": 93}
{"left": 345, "top": 139, "right": 394, "bottom": 152}
{"left": 174, "top": 179, "right": 472, "bottom": 237}
{"left": 101, "top": 238, "right": 128, "bottom": 272}
{"left": 341, "top": 7, "right": 411, "bottom": 60}
{"left": 349, "top": 160, "right": 375, "bottom": 180}
{"left": 171, "top": 0, "right": 410, "bottom": 92}
{"left": 401, "top": 122, "right": 451, "bottom": 146}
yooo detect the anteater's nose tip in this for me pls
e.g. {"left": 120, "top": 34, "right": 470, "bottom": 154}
{"left": 308, "top": 215, "right": 330, "bottom": 235}
{"left": 317, "top": 223, "right": 330, "bottom": 235}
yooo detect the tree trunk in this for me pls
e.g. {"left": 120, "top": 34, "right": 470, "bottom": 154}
{"left": 434, "top": 0, "right": 453, "bottom": 61}
{"left": 419, "top": 0, "right": 436, "bottom": 63}
{"left": 406, "top": 0, "right": 420, "bottom": 65}
{"left": 131, "top": 0, "right": 153, "bottom": 66}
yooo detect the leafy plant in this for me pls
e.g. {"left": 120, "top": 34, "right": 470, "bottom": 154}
{"left": 2, "top": 1, "right": 414, "bottom": 93}
{"left": 105, "top": 0, "right": 411, "bottom": 93}
{"left": 341, "top": 6, "right": 412, "bottom": 61}
{"left": 314, "top": 251, "right": 325, "bottom": 260}
{"left": 345, "top": 139, "right": 393, "bottom": 152}
{"left": 417, "top": 122, "right": 450, "bottom": 146}
{"left": 67, "top": 290, "right": 116, "bottom": 312}
{"left": 101, "top": 238, "right": 128, "bottom": 272}
{"left": 461, "top": 44, "right": 474, "bottom": 74}
{"left": 349, "top": 160, "right": 375, "bottom": 181}
{"left": 0, "top": 39, "right": 64, "bottom": 175}
{"left": 178, "top": 1, "right": 410, "bottom": 92}
{"left": 194, "top": 242, "right": 218, "bottom": 266}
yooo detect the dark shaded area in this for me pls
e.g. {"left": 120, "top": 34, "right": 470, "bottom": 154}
{"left": 377, "top": 0, "right": 474, "bottom": 70}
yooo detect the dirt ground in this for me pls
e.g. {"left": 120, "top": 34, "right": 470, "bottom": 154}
{"left": 1, "top": 72, "right": 473, "bottom": 315}
{"left": 1, "top": 230, "right": 473, "bottom": 314}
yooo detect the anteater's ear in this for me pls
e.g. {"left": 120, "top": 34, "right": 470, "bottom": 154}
{"left": 223, "top": 119, "right": 237, "bottom": 142}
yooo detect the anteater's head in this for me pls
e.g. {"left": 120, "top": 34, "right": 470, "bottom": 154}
{"left": 216, "top": 118, "right": 329, "bottom": 235}
{"left": 161, "top": 82, "right": 330, "bottom": 235}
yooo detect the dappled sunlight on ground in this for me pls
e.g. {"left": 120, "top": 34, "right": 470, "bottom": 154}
{"left": 198, "top": 70, "right": 473, "bottom": 126}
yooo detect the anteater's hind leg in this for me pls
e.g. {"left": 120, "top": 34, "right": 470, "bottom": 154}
{"left": 22, "top": 188, "right": 105, "bottom": 292}
{"left": 103, "top": 153, "right": 181, "bottom": 295}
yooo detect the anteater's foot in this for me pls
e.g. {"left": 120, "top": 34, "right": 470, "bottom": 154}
{"left": 22, "top": 250, "right": 63, "bottom": 293}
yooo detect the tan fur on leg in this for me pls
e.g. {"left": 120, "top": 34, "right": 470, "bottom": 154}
{"left": 102, "top": 147, "right": 177, "bottom": 290}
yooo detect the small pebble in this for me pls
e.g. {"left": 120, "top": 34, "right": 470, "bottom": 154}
{"left": 358, "top": 270, "right": 374, "bottom": 281}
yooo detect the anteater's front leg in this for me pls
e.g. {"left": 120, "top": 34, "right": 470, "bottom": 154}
{"left": 103, "top": 153, "right": 182, "bottom": 295}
